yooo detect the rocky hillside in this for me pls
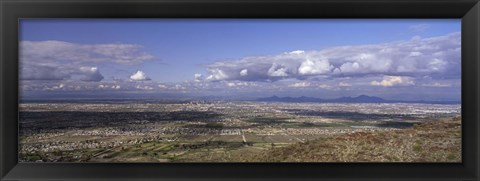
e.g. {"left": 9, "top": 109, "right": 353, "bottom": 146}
{"left": 247, "top": 117, "right": 461, "bottom": 162}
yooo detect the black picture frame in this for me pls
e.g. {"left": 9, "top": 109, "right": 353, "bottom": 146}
{"left": 1, "top": 0, "right": 479, "bottom": 180}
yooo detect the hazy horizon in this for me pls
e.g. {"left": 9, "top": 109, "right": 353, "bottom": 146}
{"left": 19, "top": 92, "right": 461, "bottom": 103}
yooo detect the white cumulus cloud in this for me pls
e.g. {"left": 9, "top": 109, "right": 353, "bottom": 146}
{"left": 226, "top": 82, "right": 251, "bottom": 87}
{"left": 112, "top": 85, "right": 121, "bottom": 90}
{"left": 206, "top": 68, "right": 229, "bottom": 81}
{"left": 135, "top": 85, "right": 154, "bottom": 90}
{"left": 318, "top": 84, "right": 333, "bottom": 89}
{"left": 79, "top": 67, "right": 104, "bottom": 82}
{"left": 286, "top": 50, "right": 305, "bottom": 55}
{"left": 371, "top": 76, "right": 415, "bottom": 87}
{"left": 240, "top": 69, "right": 248, "bottom": 76}
{"left": 288, "top": 82, "right": 311, "bottom": 88}
{"left": 268, "top": 64, "right": 289, "bottom": 77}
{"left": 202, "top": 32, "right": 460, "bottom": 82}
{"left": 158, "top": 84, "right": 168, "bottom": 89}
{"left": 194, "top": 74, "right": 203, "bottom": 82}
{"left": 129, "top": 71, "right": 151, "bottom": 81}
{"left": 298, "top": 58, "right": 333, "bottom": 75}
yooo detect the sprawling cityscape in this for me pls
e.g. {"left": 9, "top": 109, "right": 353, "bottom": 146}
{"left": 19, "top": 99, "right": 461, "bottom": 162}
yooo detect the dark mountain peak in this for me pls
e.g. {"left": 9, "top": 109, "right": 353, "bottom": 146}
{"left": 356, "top": 95, "right": 371, "bottom": 98}
{"left": 255, "top": 95, "right": 458, "bottom": 104}
{"left": 352, "top": 95, "right": 385, "bottom": 101}
{"left": 257, "top": 95, "right": 385, "bottom": 103}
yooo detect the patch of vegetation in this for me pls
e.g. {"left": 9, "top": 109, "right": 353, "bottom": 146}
{"left": 26, "top": 154, "right": 42, "bottom": 162}
{"left": 284, "top": 122, "right": 345, "bottom": 128}
{"left": 205, "top": 122, "right": 224, "bottom": 128}
{"left": 246, "top": 117, "right": 291, "bottom": 125}
{"left": 412, "top": 145, "right": 422, "bottom": 152}
{"left": 377, "top": 121, "right": 415, "bottom": 128}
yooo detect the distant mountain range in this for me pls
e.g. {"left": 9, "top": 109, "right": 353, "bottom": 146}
{"left": 255, "top": 95, "right": 459, "bottom": 104}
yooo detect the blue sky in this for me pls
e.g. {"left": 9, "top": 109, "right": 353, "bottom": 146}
{"left": 19, "top": 19, "right": 461, "bottom": 101}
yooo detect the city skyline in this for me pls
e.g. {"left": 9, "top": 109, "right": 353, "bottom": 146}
{"left": 19, "top": 19, "right": 461, "bottom": 101}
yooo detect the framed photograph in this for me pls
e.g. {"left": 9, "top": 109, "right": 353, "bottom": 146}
{"left": 1, "top": 0, "right": 479, "bottom": 180}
